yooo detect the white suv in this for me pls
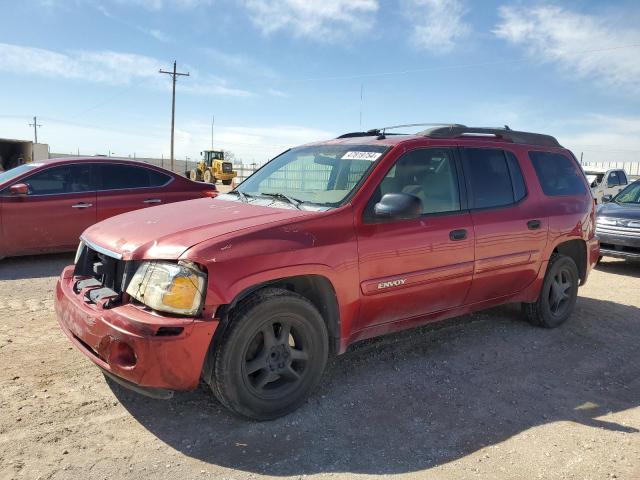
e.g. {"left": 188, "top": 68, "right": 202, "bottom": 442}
{"left": 583, "top": 166, "right": 629, "bottom": 203}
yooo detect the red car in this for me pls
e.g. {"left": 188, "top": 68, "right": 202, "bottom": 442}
{"left": 55, "top": 125, "right": 599, "bottom": 419}
{"left": 0, "top": 157, "right": 216, "bottom": 258}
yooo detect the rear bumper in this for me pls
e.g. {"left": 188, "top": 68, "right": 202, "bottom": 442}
{"left": 55, "top": 265, "right": 219, "bottom": 392}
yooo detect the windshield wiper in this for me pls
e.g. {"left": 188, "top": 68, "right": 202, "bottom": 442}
{"left": 230, "top": 190, "right": 252, "bottom": 203}
{"left": 259, "top": 192, "right": 303, "bottom": 209}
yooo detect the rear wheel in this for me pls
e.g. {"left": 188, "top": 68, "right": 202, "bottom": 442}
{"left": 203, "top": 170, "right": 213, "bottom": 183}
{"left": 222, "top": 179, "right": 232, "bottom": 186}
{"left": 522, "top": 254, "right": 579, "bottom": 328}
{"left": 189, "top": 169, "right": 199, "bottom": 181}
{"left": 209, "top": 288, "right": 328, "bottom": 420}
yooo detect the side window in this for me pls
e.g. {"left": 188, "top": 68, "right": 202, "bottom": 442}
{"left": 371, "top": 148, "right": 461, "bottom": 216}
{"left": 529, "top": 151, "right": 587, "bottom": 196}
{"left": 619, "top": 171, "right": 628, "bottom": 185}
{"left": 23, "top": 164, "right": 94, "bottom": 195}
{"left": 607, "top": 171, "right": 620, "bottom": 187}
{"left": 462, "top": 148, "right": 515, "bottom": 209}
{"left": 98, "top": 164, "right": 170, "bottom": 190}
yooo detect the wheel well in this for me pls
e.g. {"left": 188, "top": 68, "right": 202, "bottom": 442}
{"left": 553, "top": 240, "right": 587, "bottom": 284}
{"left": 218, "top": 275, "right": 341, "bottom": 355}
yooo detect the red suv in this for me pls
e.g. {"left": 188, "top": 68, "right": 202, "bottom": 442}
{"left": 55, "top": 125, "right": 599, "bottom": 419}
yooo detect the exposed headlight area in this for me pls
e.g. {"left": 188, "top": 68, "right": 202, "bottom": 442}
{"left": 126, "top": 261, "right": 207, "bottom": 317}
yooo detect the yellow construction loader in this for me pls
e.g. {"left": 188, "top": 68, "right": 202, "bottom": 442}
{"left": 189, "top": 150, "right": 237, "bottom": 185}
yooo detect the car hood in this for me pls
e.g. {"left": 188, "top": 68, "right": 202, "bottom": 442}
{"left": 82, "top": 198, "right": 314, "bottom": 260}
{"left": 597, "top": 201, "right": 640, "bottom": 220}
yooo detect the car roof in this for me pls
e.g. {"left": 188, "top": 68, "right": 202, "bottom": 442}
{"left": 36, "top": 156, "right": 175, "bottom": 173}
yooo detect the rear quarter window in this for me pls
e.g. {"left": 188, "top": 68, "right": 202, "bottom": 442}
{"left": 529, "top": 151, "right": 587, "bottom": 196}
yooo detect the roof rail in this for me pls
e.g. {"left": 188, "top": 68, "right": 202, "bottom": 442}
{"left": 419, "top": 125, "right": 561, "bottom": 148}
{"left": 337, "top": 123, "right": 463, "bottom": 140}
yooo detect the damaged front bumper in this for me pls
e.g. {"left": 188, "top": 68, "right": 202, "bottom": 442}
{"left": 55, "top": 265, "right": 219, "bottom": 396}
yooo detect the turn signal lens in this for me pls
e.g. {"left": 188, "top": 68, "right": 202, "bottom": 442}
{"left": 163, "top": 275, "right": 200, "bottom": 310}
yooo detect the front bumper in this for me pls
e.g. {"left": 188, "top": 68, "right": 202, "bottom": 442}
{"left": 55, "top": 266, "right": 219, "bottom": 393}
{"left": 596, "top": 231, "right": 640, "bottom": 260}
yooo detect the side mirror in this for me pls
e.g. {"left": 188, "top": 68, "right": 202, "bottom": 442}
{"left": 374, "top": 193, "right": 422, "bottom": 220}
{"left": 602, "top": 194, "right": 613, "bottom": 203}
{"left": 9, "top": 183, "right": 29, "bottom": 196}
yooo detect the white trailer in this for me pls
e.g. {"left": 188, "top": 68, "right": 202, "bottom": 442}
{"left": 0, "top": 138, "right": 49, "bottom": 171}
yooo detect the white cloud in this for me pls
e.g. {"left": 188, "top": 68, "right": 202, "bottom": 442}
{"left": 0, "top": 115, "right": 333, "bottom": 164}
{"left": 203, "top": 48, "right": 279, "bottom": 79}
{"left": 559, "top": 114, "right": 640, "bottom": 164}
{"left": 242, "top": 0, "right": 379, "bottom": 41}
{"left": 406, "top": 0, "right": 470, "bottom": 51}
{"left": 494, "top": 4, "right": 640, "bottom": 91}
{"left": 112, "top": 0, "right": 214, "bottom": 10}
{"left": 0, "top": 42, "right": 252, "bottom": 97}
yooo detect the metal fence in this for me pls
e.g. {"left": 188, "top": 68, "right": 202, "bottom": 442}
{"left": 580, "top": 160, "right": 640, "bottom": 178}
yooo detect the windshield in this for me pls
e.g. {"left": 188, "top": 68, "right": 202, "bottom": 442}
{"left": 584, "top": 172, "right": 604, "bottom": 187}
{"left": 0, "top": 163, "right": 38, "bottom": 185}
{"left": 236, "top": 144, "right": 388, "bottom": 207}
{"left": 614, "top": 181, "right": 640, "bottom": 204}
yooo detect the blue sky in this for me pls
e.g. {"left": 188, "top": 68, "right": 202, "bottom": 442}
{"left": 1, "top": 0, "right": 640, "bottom": 164}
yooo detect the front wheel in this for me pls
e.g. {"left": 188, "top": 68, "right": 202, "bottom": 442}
{"left": 208, "top": 288, "right": 328, "bottom": 420}
{"left": 522, "top": 254, "right": 579, "bottom": 328}
{"left": 203, "top": 170, "right": 213, "bottom": 183}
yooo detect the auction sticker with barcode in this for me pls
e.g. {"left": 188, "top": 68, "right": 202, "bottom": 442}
{"left": 341, "top": 151, "right": 382, "bottom": 161}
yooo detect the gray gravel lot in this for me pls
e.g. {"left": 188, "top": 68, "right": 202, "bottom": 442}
{"left": 0, "top": 254, "right": 639, "bottom": 480}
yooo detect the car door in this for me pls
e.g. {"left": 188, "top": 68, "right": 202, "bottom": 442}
{"left": 96, "top": 163, "right": 172, "bottom": 221}
{"left": 605, "top": 171, "right": 621, "bottom": 198}
{"left": 1, "top": 163, "right": 96, "bottom": 256}
{"left": 356, "top": 147, "right": 475, "bottom": 329}
{"left": 461, "top": 147, "right": 549, "bottom": 303}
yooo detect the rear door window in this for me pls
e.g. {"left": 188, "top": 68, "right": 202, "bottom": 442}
{"left": 529, "top": 151, "right": 587, "bottom": 196}
{"left": 23, "top": 163, "right": 95, "bottom": 195}
{"left": 98, "top": 164, "right": 171, "bottom": 190}
{"left": 461, "top": 148, "right": 523, "bottom": 209}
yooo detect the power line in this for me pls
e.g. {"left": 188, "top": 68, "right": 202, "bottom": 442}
{"left": 159, "top": 60, "right": 190, "bottom": 172}
{"left": 297, "top": 43, "right": 640, "bottom": 82}
{"left": 28, "top": 116, "right": 42, "bottom": 143}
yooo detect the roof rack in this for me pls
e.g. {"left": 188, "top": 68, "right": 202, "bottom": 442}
{"left": 337, "top": 123, "right": 463, "bottom": 140}
{"left": 419, "top": 125, "right": 561, "bottom": 147}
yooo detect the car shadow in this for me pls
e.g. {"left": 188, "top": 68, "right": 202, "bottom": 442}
{"left": 0, "top": 253, "right": 74, "bottom": 280}
{"left": 596, "top": 258, "right": 640, "bottom": 278}
{"left": 110, "top": 297, "right": 640, "bottom": 476}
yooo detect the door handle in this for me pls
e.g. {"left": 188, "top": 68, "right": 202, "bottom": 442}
{"left": 527, "top": 219, "right": 542, "bottom": 230}
{"left": 449, "top": 229, "right": 467, "bottom": 241}
{"left": 143, "top": 198, "right": 162, "bottom": 204}
{"left": 71, "top": 202, "right": 93, "bottom": 209}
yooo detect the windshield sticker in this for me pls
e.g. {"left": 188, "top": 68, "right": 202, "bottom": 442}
{"left": 341, "top": 151, "right": 382, "bottom": 161}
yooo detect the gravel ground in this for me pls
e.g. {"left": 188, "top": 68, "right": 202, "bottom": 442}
{"left": 0, "top": 254, "right": 639, "bottom": 480}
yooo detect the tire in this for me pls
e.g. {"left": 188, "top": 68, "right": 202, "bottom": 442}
{"left": 222, "top": 179, "right": 232, "bottom": 186}
{"left": 189, "top": 169, "right": 198, "bottom": 181}
{"left": 203, "top": 170, "right": 213, "bottom": 183}
{"left": 208, "top": 288, "right": 328, "bottom": 420}
{"left": 522, "top": 254, "right": 579, "bottom": 328}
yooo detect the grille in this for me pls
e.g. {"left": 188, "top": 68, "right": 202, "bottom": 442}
{"left": 596, "top": 219, "right": 640, "bottom": 238}
{"left": 73, "top": 242, "right": 136, "bottom": 307}
{"left": 222, "top": 162, "right": 233, "bottom": 173}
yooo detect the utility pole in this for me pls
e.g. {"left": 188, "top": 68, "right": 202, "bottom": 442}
{"left": 211, "top": 115, "right": 215, "bottom": 149}
{"left": 29, "top": 116, "right": 42, "bottom": 144}
{"left": 159, "top": 61, "right": 190, "bottom": 172}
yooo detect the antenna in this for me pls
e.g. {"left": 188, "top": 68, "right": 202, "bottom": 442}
{"left": 359, "top": 84, "right": 364, "bottom": 128}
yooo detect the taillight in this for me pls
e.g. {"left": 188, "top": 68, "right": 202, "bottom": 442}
{"left": 201, "top": 190, "right": 218, "bottom": 198}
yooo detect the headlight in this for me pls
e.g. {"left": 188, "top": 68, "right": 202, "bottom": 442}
{"left": 126, "top": 261, "right": 207, "bottom": 316}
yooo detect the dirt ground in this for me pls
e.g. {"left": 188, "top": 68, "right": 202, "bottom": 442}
{"left": 0, "top": 254, "right": 639, "bottom": 480}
